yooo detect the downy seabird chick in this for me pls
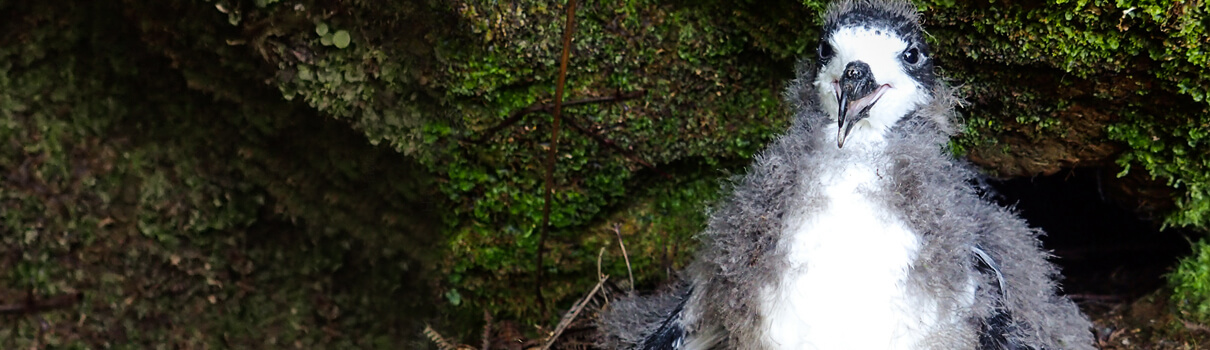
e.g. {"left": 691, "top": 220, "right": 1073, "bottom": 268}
{"left": 599, "top": 1, "right": 1096, "bottom": 349}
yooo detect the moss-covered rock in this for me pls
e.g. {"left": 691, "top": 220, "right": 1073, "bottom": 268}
{"left": 927, "top": 0, "right": 1210, "bottom": 228}
{"left": 2, "top": 0, "right": 441, "bottom": 347}
{"left": 4, "top": 0, "right": 1210, "bottom": 346}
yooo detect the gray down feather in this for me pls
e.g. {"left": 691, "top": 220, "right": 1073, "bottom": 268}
{"left": 598, "top": 1, "right": 1096, "bottom": 349}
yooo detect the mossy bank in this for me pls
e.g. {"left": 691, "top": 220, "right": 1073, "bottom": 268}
{"left": 2, "top": 0, "right": 1209, "bottom": 347}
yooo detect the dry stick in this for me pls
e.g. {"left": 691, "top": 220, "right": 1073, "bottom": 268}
{"left": 596, "top": 246, "right": 607, "bottom": 282}
{"left": 541, "top": 276, "right": 608, "bottom": 350}
{"left": 423, "top": 324, "right": 459, "bottom": 350}
{"left": 535, "top": 0, "right": 577, "bottom": 313}
{"left": 597, "top": 246, "right": 613, "bottom": 305}
{"left": 612, "top": 224, "right": 635, "bottom": 291}
{"left": 466, "top": 90, "right": 645, "bottom": 144}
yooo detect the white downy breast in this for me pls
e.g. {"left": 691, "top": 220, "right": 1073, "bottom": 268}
{"left": 759, "top": 156, "right": 963, "bottom": 349}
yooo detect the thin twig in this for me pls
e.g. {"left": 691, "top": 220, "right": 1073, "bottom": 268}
{"left": 597, "top": 246, "right": 610, "bottom": 305}
{"left": 612, "top": 224, "right": 635, "bottom": 291}
{"left": 597, "top": 246, "right": 607, "bottom": 282}
{"left": 536, "top": 0, "right": 578, "bottom": 314}
{"left": 465, "top": 90, "right": 645, "bottom": 144}
{"left": 561, "top": 113, "right": 670, "bottom": 179}
{"left": 541, "top": 276, "right": 608, "bottom": 350}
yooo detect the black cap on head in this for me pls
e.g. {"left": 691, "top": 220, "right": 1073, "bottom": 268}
{"left": 817, "top": 0, "right": 935, "bottom": 90}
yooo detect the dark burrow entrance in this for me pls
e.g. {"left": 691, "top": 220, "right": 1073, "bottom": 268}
{"left": 985, "top": 167, "right": 1193, "bottom": 302}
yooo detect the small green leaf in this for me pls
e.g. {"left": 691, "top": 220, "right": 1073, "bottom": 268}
{"left": 444, "top": 289, "right": 462, "bottom": 306}
{"left": 333, "top": 30, "right": 351, "bottom": 49}
{"left": 297, "top": 66, "right": 314, "bottom": 81}
{"left": 315, "top": 23, "right": 329, "bottom": 36}
{"left": 320, "top": 34, "right": 333, "bottom": 46}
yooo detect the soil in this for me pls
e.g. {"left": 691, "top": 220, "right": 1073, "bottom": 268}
{"left": 1086, "top": 290, "right": 1210, "bottom": 350}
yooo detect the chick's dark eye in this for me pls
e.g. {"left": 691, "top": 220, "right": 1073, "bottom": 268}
{"left": 818, "top": 43, "right": 834, "bottom": 60}
{"left": 903, "top": 47, "right": 921, "bottom": 65}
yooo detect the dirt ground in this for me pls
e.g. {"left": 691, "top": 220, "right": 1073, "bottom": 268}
{"left": 1083, "top": 291, "right": 1210, "bottom": 350}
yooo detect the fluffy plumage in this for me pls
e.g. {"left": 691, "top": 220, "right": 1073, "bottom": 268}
{"left": 598, "top": 1, "right": 1095, "bottom": 349}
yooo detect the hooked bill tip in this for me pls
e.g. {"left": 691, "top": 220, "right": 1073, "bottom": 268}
{"left": 834, "top": 84, "right": 892, "bottom": 149}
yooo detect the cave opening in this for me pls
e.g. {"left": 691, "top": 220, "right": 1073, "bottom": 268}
{"left": 986, "top": 167, "right": 1193, "bottom": 302}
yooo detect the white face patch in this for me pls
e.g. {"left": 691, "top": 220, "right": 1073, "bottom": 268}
{"left": 814, "top": 26, "right": 930, "bottom": 148}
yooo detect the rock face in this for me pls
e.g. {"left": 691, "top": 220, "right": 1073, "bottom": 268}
{"left": 2, "top": 0, "right": 1208, "bottom": 346}
{"left": 924, "top": 1, "right": 1209, "bottom": 226}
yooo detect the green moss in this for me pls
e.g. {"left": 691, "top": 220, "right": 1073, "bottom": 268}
{"left": 414, "top": 0, "right": 807, "bottom": 322}
{"left": 7, "top": 0, "right": 1210, "bottom": 344}
{"left": 191, "top": 0, "right": 1210, "bottom": 327}
{"left": 199, "top": 0, "right": 811, "bottom": 323}
{"left": 1109, "top": 107, "right": 1210, "bottom": 228}
{"left": 927, "top": 0, "right": 1210, "bottom": 226}
{"left": 1170, "top": 239, "right": 1210, "bottom": 323}
{"left": 1, "top": 1, "right": 441, "bottom": 347}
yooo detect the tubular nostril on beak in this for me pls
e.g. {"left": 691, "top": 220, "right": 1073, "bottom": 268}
{"left": 843, "top": 61, "right": 872, "bottom": 80}
{"left": 835, "top": 60, "right": 881, "bottom": 148}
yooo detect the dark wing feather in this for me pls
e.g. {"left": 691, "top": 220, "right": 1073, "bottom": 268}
{"left": 974, "top": 246, "right": 1034, "bottom": 350}
{"left": 641, "top": 288, "right": 690, "bottom": 350}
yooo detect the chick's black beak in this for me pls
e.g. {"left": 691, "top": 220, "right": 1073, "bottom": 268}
{"left": 834, "top": 61, "right": 890, "bottom": 148}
